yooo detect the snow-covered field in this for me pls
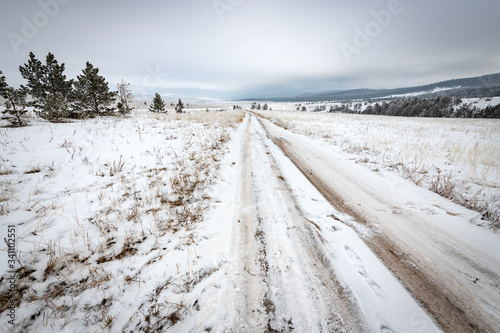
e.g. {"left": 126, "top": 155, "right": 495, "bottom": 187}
{"left": 257, "top": 109, "right": 500, "bottom": 228}
{"left": 1, "top": 105, "right": 500, "bottom": 332}
{"left": 0, "top": 109, "right": 244, "bottom": 331}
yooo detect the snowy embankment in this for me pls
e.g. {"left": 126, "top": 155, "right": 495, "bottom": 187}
{"left": 257, "top": 110, "right": 500, "bottom": 229}
{"left": 0, "top": 110, "right": 243, "bottom": 332}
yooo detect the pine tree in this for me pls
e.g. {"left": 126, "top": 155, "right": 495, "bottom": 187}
{"left": 0, "top": 71, "right": 29, "bottom": 127}
{"left": 175, "top": 98, "right": 184, "bottom": 113}
{"left": 73, "top": 62, "right": 116, "bottom": 116}
{"left": 149, "top": 93, "right": 166, "bottom": 112}
{"left": 42, "top": 92, "right": 70, "bottom": 123}
{"left": 44, "top": 53, "right": 73, "bottom": 97}
{"left": 19, "top": 52, "right": 73, "bottom": 122}
{"left": 18, "top": 52, "right": 46, "bottom": 104}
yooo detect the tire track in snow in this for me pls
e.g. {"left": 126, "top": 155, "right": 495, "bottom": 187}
{"left": 230, "top": 115, "right": 269, "bottom": 331}
{"left": 230, "top": 115, "right": 363, "bottom": 332}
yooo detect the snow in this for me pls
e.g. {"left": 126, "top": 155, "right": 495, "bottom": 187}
{"left": 379, "top": 86, "right": 461, "bottom": 99}
{"left": 1, "top": 106, "right": 499, "bottom": 331}
{"left": 175, "top": 115, "right": 443, "bottom": 332}
{"left": 462, "top": 96, "right": 500, "bottom": 109}
{"left": 0, "top": 109, "right": 244, "bottom": 332}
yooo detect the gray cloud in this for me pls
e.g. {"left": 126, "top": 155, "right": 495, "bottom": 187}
{"left": 1, "top": 0, "right": 499, "bottom": 99}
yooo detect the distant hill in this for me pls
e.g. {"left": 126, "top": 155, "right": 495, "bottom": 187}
{"left": 243, "top": 73, "right": 500, "bottom": 102}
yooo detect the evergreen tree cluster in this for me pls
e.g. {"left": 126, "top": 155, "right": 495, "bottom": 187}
{"left": 312, "top": 105, "right": 328, "bottom": 112}
{"left": 251, "top": 102, "right": 264, "bottom": 110}
{"left": 1, "top": 52, "right": 129, "bottom": 124}
{"left": 329, "top": 97, "right": 500, "bottom": 118}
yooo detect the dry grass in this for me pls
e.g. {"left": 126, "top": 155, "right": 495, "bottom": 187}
{"left": 25, "top": 163, "right": 42, "bottom": 174}
{"left": 149, "top": 109, "right": 244, "bottom": 127}
{"left": 109, "top": 155, "right": 126, "bottom": 176}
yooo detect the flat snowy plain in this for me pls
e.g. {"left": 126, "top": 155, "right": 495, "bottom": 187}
{"left": 1, "top": 105, "right": 499, "bottom": 332}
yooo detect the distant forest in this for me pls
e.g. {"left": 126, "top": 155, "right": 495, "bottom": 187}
{"left": 325, "top": 96, "right": 500, "bottom": 118}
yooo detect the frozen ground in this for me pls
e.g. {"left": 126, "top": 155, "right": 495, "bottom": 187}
{"left": 1, "top": 107, "right": 499, "bottom": 332}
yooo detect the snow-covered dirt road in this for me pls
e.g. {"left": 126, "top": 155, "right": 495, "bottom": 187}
{"left": 184, "top": 114, "right": 445, "bottom": 332}
{"left": 256, "top": 114, "right": 500, "bottom": 333}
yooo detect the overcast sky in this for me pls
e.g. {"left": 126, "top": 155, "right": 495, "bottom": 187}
{"left": 1, "top": 0, "right": 499, "bottom": 100}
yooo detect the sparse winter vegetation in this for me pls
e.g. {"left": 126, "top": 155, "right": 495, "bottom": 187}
{"left": 0, "top": 109, "right": 244, "bottom": 331}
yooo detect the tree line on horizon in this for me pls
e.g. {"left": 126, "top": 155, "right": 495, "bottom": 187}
{"left": 326, "top": 96, "right": 500, "bottom": 118}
